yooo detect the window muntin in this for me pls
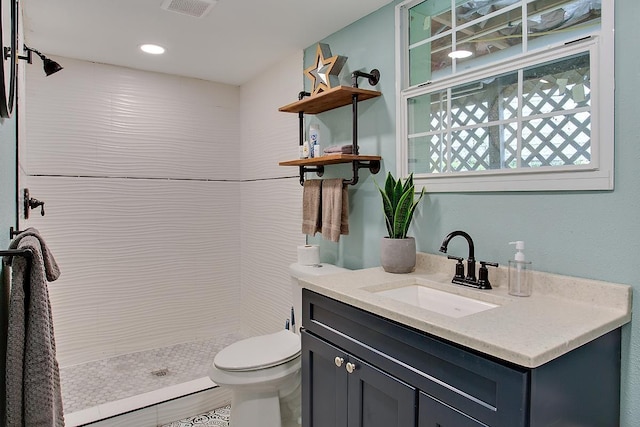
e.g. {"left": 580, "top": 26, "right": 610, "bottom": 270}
{"left": 398, "top": 0, "right": 611, "bottom": 192}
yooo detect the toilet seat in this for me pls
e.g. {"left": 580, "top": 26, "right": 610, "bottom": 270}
{"left": 214, "top": 330, "right": 301, "bottom": 372}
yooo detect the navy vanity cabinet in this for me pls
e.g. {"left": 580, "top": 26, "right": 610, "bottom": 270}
{"left": 302, "top": 330, "right": 417, "bottom": 427}
{"left": 419, "top": 393, "right": 489, "bottom": 427}
{"left": 301, "top": 289, "right": 622, "bottom": 427}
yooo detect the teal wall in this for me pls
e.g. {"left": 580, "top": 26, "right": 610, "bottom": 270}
{"left": 307, "top": 0, "right": 640, "bottom": 424}
{"left": 0, "top": 113, "right": 16, "bottom": 252}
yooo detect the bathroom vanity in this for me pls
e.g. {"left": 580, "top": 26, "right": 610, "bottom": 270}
{"left": 299, "top": 253, "right": 632, "bottom": 427}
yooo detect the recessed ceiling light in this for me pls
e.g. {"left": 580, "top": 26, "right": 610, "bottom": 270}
{"left": 140, "top": 44, "right": 166, "bottom": 55}
{"left": 448, "top": 50, "right": 473, "bottom": 59}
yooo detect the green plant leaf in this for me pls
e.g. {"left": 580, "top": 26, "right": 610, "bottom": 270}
{"left": 402, "top": 186, "right": 425, "bottom": 238}
{"left": 393, "top": 188, "right": 415, "bottom": 238}
{"left": 381, "top": 192, "right": 394, "bottom": 237}
{"left": 374, "top": 177, "right": 394, "bottom": 237}
{"left": 402, "top": 173, "right": 414, "bottom": 194}
{"left": 384, "top": 172, "right": 396, "bottom": 203}
{"left": 392, "top": 179, "right": 403, "bottom": 213}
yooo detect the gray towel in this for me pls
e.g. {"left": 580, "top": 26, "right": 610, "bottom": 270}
{"left": 302, "top": 180, "right": 322, "bottom": 236}
{"left": 5, "top": 228, "right": 64, "bottom": 427}
{"left": 321, "top": 179, "right": 349, "bottom": 242}
{"left": 323, "top": 144, "right": 353, "bottom": 154}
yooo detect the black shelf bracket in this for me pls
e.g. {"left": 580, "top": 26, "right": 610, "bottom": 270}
{"left": 299, "top": 165, "right": 324, "bottom": 186}
{"left": 298, "top": 91, "right": 311, "bottom": 153}
{"left": 343, "top": 159, "right": 381, "bottom": 186}
{"left": 351, "top": 69, "right": 380, "bottom": 88}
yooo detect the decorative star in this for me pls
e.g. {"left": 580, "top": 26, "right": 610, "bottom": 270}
{"left": 304, "top": 43, "right": 348, "bottom": 95}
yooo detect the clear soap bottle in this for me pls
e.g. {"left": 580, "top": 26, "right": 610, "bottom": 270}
{"left": 508, "top": 241, "right": 532, "bottom": 297}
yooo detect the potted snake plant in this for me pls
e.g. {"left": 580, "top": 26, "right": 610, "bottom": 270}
{"left": 374, "top": 172, "right": 425, "bottom": 273}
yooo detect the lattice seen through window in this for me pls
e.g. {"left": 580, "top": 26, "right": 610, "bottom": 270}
{"left": 408, "top": 52, "right": 591, "bottom": 174}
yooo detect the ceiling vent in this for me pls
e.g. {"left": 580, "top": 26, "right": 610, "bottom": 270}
{"left": 161, "top": 0, "right": 218, "bottom": 18}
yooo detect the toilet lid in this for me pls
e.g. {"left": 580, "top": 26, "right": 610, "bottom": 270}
{"left": 213, "top": 330, "right": 301, "bottom": 372}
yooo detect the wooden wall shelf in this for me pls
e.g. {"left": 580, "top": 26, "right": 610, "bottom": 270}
{"left": 279, "top": 154, "right": 382, "bottom": 167}
{"left": 278, "top": 86, "right": 381, "bottom": 114}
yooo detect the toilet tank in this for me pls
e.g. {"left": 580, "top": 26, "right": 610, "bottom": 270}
{"left": 289, "top": 263, "right": 349, "bottom": 333}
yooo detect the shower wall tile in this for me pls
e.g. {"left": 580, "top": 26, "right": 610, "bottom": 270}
{"left": 26, "top": 176, "right": 241, "bottom": 366}
{"left": 239, "top": 178, "right": 304, "bottom": 337}
{"left": 25, "top": 56, "right": 240, "bottom": 181}
{"left": 238, "top": 51, "right": 306, "bottom": 337}
{"left": 24, "top": 57, "right": 244, "bottom": 367}
{"left": 239, "top": 51, "right": 302, "bottom": 181}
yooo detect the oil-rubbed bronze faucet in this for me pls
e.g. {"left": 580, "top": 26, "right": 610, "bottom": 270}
{"left": 439, "top": 230, "right": 497, "bottom": 289}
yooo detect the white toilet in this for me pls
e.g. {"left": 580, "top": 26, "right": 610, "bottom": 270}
{"left": 209, "top": 262, "right": 349, "bottom": 427}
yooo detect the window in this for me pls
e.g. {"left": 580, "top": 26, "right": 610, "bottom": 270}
{"left": 396, "top": 0, "right": 614, "bottom": 192}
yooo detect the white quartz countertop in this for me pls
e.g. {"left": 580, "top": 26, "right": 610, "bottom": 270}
{"left": 299, "top": 253, "right": 633, "bottom": 368}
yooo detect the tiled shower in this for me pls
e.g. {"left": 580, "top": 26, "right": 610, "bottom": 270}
{"left": 22, "top": 51, "right": 305, "bottom": 423}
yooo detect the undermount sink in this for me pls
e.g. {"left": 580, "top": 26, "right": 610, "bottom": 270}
{"left": 373, "top": 284, "right": 498, "bottom": 318}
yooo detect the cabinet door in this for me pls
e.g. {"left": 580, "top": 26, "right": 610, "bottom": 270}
{"left": 346, "top": 353, "right": 417, "bottom": 427}
{"left": 418, "top": 392, "right": 488, "bottom": 427}
{"left": 302, "top": 329, "right": 349, "bottom": 427}
{"left": 303, "top": 329, "right": 417, "bottom": 427}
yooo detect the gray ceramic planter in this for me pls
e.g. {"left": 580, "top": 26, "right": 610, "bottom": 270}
{"left": 380, "top": 237, "right": 416, "bottom": 274}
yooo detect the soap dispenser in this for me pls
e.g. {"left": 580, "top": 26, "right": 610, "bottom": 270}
{"left": 508, "top": 241, "right": 532, "bottom": 297}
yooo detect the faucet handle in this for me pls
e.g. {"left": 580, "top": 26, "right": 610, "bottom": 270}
{"left": 480, "top": 261, "right": 498, "bottom": 268}
{"left": 447, "top": 255, "right": 465, "bottom": 280}
{"left": 478, "top": 261, "right": 499, "bottom": 290}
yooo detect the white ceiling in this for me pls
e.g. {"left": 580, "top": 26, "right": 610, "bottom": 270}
{"left": 22, "top": 0, "right": 393, "bottom": 86}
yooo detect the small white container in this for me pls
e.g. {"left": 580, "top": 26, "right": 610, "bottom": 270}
{"left": 312, "top": 143, "right": 322, "bottom": 158}
{"left": 301, "top": 140, "right": 310, "bottom": 159}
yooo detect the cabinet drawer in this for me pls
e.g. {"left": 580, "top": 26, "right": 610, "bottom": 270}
{"left": 419, "top": 392, "right": 488, "bottom": 427}
{"left": 303, "top": 289, "right": 528, "bottom": 427}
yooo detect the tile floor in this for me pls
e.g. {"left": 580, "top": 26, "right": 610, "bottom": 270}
{"left": 162, "top": 405, "right": 230, "bottom": 427}
{"left": 60, "top": 333, "right": 243, "bottom": 414}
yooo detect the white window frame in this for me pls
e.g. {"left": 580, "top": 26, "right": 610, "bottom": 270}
{"left": 395, "top": 0, "right": 615, "bottom": 192}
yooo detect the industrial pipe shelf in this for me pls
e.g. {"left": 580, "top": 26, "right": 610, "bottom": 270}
{"left": 278, "top": 70, "right": 383, "bottom": 186}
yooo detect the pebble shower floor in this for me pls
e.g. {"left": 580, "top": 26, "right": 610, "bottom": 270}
{"left": 59, "top": 333, "right": 243, "bottom": 414}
